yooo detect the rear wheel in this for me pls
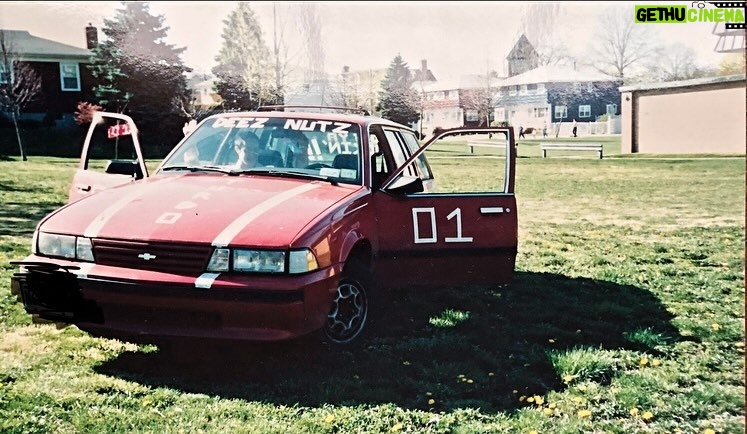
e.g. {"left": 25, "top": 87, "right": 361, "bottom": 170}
{"left": 322, "top": 260, "right": 373, "bottom": 345}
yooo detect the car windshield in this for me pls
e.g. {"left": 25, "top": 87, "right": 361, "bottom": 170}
{"left": 159, "top": 115, "right": 363, "bottom": 185}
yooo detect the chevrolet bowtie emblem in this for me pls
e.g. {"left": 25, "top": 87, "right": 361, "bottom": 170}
{"left": 138, "top": 253, "right": 157, "bottom": 261}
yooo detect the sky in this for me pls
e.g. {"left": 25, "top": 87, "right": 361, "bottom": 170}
{"left": 0, "top": 1, "right": 735, "bottom": 80}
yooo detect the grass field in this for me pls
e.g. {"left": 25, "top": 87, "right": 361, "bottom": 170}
{"left": 0, "top": 140, "right": 744, "bottom": 433}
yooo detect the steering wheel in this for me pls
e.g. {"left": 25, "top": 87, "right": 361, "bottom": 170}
{"left": 305, "top": 163, "right": 333, "bottom": 170}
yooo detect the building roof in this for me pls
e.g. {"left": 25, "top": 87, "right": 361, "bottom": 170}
{"left": 499, "top": 65, "right": 619, "bottom": 87}
{"left": 416, "top": 74, "right": 502, "bottom": 92}
{"left": 619, "top": 73, "right": 746, "bottom": 92}
{"left": 0, "top": 30, "right": 91, "bottom": 60}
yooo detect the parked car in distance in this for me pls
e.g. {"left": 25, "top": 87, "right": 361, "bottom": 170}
{"left": 11, "top": 106, "right": 517, "bottom": 346}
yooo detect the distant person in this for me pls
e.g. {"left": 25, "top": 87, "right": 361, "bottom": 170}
{"left": 233, "top": 132, "right": 260, "bottom": 170}
{"left": 518, "top": 125, "right": 525, "bottom": 139}
{"left": 542, "top": 122, "right": 548, "bottom": 138}
{"left": 572, "top": 119, "right": 578, "bottom": 138}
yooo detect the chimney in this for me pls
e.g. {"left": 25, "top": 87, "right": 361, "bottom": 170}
{"left": 85, "top": 23, "right": 98, "bottom": 49}
{"left": 342, "top": 65, "right": 350, "bottom": 74}
{"left": 421, "top": 59, "right": 427, "bottom": 71}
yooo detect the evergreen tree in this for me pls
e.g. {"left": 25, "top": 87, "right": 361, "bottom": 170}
{"left": 213, "top": 2, "right": 279, "bottom": 111}
{"left": 377, "top": 55, "right": 420, "bottom": 126}
{"left": 88, "top": 2, "right": 191, "bottom": 155}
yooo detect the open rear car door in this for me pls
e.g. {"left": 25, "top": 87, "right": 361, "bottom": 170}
{"left": 68, "top": 112, "right": 148, "bottom": 203}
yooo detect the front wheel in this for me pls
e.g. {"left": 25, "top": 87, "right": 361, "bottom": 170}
{"left": 322, "top": 261, "right": 373, "bottom": 345}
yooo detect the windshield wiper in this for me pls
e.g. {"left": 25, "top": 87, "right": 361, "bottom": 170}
{"left": 232, "top": 168, "right": 338, "bottom": 185}
{"left": 161, "top": 165, "right": 233, "bottom": 174}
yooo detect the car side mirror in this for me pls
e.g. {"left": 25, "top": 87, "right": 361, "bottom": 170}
{"left": 105, "top": 160, "right": 144, "bottom": 180}
{"left": 385, "top": 175, "right": 424, "bottom": 195}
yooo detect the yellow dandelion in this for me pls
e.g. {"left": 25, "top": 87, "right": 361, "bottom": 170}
{"left": 533, "top": 395, "right": 544, "bottom": 406}
{"left": 548, "top": 403, "right": 556, "bottom": 409}
{"left": 577, "top": 385, "right": 587, "bottom": 392}
{"left": 704, "top": 429, "right": 716, "bottom": 434}
{"left": 467, "top": 379, "right": 474, "bottom": 384}
{"left": 640, "top": 357, "right": 649, "bottom": 367}
{"left": 578, "top": 409, "right": 592, "bottom": 418}
{"left": 529, "top": 431, "right": 539, "bottom": 434}
{"left": 563, "top": 374, "right": 575, "bottom": 383}
{"left": 512, "top": 389, "right": 518, "bottom": 394}
{"left": 548, "top": 338, "right": 556, "bottom": 343}
{"left": 324, "top": 415, "right": 335, "bottom": 424}
{"left": 711, "top": 323, "right": 721, "bottom": 331}
{"left": 402, "top": 361, "right": 411, "bottom": 366}
{"left": 543, "top": 408, "right": 553, "bottom": 416}
{"left": 141, "top": 398, "right": 153, "bottom": 407}
{"left": 488, "top": 372, "right": 495, "bottom": 376}
{"left": 629, "top": 407, "right": 639, "bottom": 416}
{"left": 573, "top": 397, "right": 584, "bottom": 404}
{"left": 642, "top": 411, "right": 654, "bottom": 421}
{"left": 519, "top": 395, "right": 527, "bottom": 402}
{"left": 428, "top": 398, "right": 436, "bottom": 405}
{"left": 391, "top": 423, "right": 403, "bottom": 432}
{"left": 458, "top": 374, "right": 465, "bottom": 378}
{"left": 652, "top": 359, "right": 661, "bottom": 367}
{"left": 527, "top": 397, "right": 535, "bottom": 403}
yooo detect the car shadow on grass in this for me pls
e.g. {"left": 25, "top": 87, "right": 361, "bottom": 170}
{"left": 94, "top": 271, "right": 681, "bottom": 413}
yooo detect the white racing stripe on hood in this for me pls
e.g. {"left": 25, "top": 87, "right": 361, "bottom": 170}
{"left": 83, "top": 177, "right": 177, "bottom": 238}
{"left": 212, "top": 183, "right": 320, "bottom": 247}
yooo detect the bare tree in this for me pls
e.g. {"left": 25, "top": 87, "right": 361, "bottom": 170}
{"left": 586, "top": 5, "right": 657, "bottom": 79}
{"left": 644, "top": 43, "right": 709, "bottom": 82}
{"left": 461, "top": 73, "right": 499, "bottom": 128}
{"left": 519, "top": 2, "right": 574, "bottom": 67}
{"left": 271, "top": 2, "right": 304, "bottom": 102}
{"left": 0, "top": 32, "right": 41, "bottom": 161}
{"left": 296, "top": 2, "right": 330, "bottom": 103}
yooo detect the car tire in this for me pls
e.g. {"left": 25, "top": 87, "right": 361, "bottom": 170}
{"left": 321, "top": 259, "right": 375, "bottom": 346}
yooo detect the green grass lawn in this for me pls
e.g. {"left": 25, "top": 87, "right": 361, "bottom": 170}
{"left": 0, "top": 148, "right": 744, "bottom": 433}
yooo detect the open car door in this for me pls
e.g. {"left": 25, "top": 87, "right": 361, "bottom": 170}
{"left": 372, "top": 127, "right": 517, "bottom": 287}
{"left": 68, "top": 112, "right": 148, "bottom": 203}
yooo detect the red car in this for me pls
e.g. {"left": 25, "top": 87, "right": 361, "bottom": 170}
{"left": 11, "top": 107, "right": 517, "bottom": 345}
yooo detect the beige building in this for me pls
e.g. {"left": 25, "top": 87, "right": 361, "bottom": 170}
{"left": 619, "top": 74, "right": 746, "bottom": 154}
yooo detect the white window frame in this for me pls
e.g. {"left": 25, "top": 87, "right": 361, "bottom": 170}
{"left": 509, "top": 86, "right": 517, "bottom": 96}
{"left": 606, "top": 104, "right": 617, "bottom": 115}
{"left": 0, "top": 63, "right": 10, "bottom": 84}
{"left": 536, "top": 83, "right": 546, "bottom": 93}
{"left": 519, "top": 84, "right": 527, "bottom": 95}
{"left": 579, "top": 104, "right": 591, "bottom": 118}
{"left": 554, "top": 105, "right": 567, "bottom": 120}
{"left": 60, "top": 62, "right": 81, "bottom": 91}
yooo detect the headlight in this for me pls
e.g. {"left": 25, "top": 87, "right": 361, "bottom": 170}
{"left": 233, "top": 249, "right": 285, "bottom": 273}
{"left": 37, "top": 233, "right": 76, "bottom": 259}
{"left": 288, "top": 249, "right": 319, "bottom": 274}
{"left": 37, "top": 232, "right": 95, "bottom": 261}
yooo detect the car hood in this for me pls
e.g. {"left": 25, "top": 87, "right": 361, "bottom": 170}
{"left": 41, "top": 173, "right": 362, "bottom": 247}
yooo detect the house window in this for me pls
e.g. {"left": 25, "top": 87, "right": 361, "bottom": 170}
{"left": 533, "top": 107, "right": 547, "bottom": 118}
{"left": 519, "top": 84, "right": 527, "bottom": 95}
{"left": 509, "top": 86, "right": 517, "bottom": 96}
{"left": 527, "top": 84, "right": 537, "bottom": 95}
{"left": 587, "top": 82, "right": 594, "bottom": 92}
{"left": 606, "top": 104, "right": 617, "bottom": 115}
{"left": 496, "top": 88, "right": 504, "bottom": 97}
{"left": 443, "top": 90, "right": 450, "bottom": 99}
{"left": 60, "top": 62, "right": 81, "bottom": 91}
{"left": 554, "top": 105, "right": 567, "bottom": 119}
{"left": 0, "top": 63, "right": 10, "bottom": 84}
{"left": 536, "top": 83, "right": 546, "bottom": 93}
{"left": 579, "top": 104, "right": 591, "bottom": 118}
{"left": 465, "top": 110, "right": 479, "bottom": 122}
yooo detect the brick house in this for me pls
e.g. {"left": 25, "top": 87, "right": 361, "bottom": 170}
{"left": 0, "top": 26, "right": 97, "bottom": 128}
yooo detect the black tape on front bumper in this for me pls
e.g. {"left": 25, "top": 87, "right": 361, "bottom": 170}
{"left": 10, "top": 262, "right": 103, "bottom": 323}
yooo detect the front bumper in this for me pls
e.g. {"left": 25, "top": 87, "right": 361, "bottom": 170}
{"left": 11, "top": 257, "right": 340, "bottom": 342}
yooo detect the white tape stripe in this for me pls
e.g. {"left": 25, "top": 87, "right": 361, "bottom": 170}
{"left": 480, "top": 207, "right": 504, "bottom": 214}
{"left": 212, "top": 183, "right": 320, "bottom": 247}
{"left": 195, "top": 272, "right": 220, "bottom": 289}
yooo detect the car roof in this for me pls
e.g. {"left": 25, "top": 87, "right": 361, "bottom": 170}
{"left": 206, "top": 108, "right": 413, "bottom": 132}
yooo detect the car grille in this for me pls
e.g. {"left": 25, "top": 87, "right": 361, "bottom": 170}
{"left": 92, "top": 239, "right": 213, "bottom": 275}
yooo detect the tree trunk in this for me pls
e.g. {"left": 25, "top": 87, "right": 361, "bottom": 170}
{"left": 11, "top": 110, "right": 27, "bottom": 161}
